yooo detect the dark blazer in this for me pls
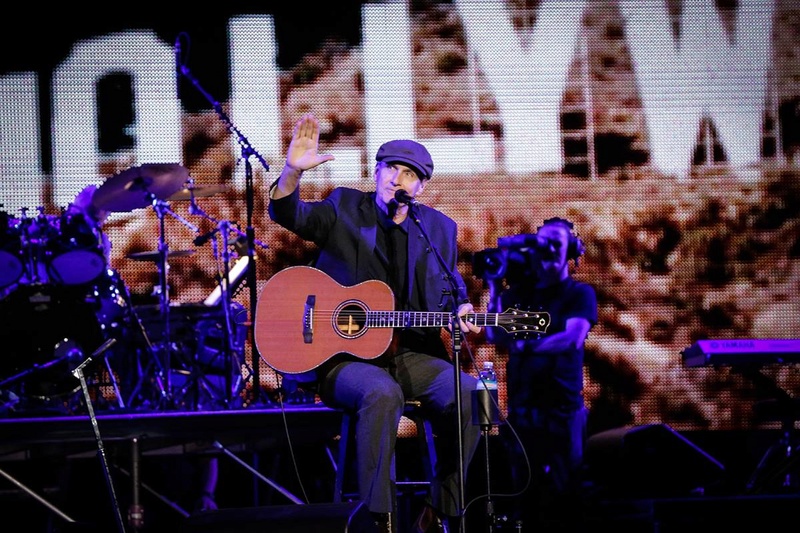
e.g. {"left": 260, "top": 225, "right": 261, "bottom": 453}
{"left": 268, "top": 186, "right": 470, "bottom": 314}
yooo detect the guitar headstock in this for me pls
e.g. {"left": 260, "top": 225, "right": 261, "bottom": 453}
{"left": 497, "top": 308, "right": 551, "bottom": 337}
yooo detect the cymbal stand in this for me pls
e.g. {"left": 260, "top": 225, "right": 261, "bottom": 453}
{"left": 163, "top": 217, "right": 231, "bottom": 411}
{"left": 149, "top": 196, "right": 198, "bottom": 402}
{"left": 118, "top": 279, "right": 169, "bottom": 409}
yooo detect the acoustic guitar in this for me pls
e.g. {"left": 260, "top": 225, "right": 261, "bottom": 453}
{"left": 254, "top": 265, "right": 550, "bottom": 374}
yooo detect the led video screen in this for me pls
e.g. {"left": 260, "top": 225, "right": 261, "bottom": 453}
{"left": 1, "top": 1, "right": 798, "bottom": 432}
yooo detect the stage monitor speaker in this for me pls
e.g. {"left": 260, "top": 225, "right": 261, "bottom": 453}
{"left": 179, "top": 501, "right": 378, "bottom": 533}
{"left": 585, "top": 423, "right": 725, "bottom": 497}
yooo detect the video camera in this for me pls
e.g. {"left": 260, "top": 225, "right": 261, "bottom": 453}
{"left": 471, "top": 233, "right": 548, "bottom": 282}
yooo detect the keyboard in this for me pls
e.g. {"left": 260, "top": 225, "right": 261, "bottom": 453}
{"left": 681, "top": 339, "right": 800, "bottom": 367}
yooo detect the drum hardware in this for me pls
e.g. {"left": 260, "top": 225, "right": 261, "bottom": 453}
{"left": 0, "top": 283, "right": 104, "bottom": 408}
{"left": 46, "top": 211, "right": 106, "bottom": 285}
{"left": 147, "top": 197, "right": 199, "bottom": 399}
{"left": 0, "top": 388, "right": 20, "bottom": 414}
{"left": 108, "top": 273, "right": 171, "bottom": 410}
{"left": 130, "top": 302, "right": 248, "bottom": 410}
{"left": 3, "top": 206, "right": 108, "bottom": 288}
{"left": 0, "top": 340, "right": 83, "bottom": 393}
{"left": 126, "top": 249, "right": 195, "bottom": 262}
{"left": 0, "top": 248, "right": 23, "bottom": 287}
{"left": 87, "top": 270, "right": 130, "bottom": 409}
{"left": 0, "top": 337, "right": 123, "bottom": 414}
{"left": 93, "top": 163, "right": 199, "bottom": 403}
{"left": 17, "top": 208, "right": 59, "bottom": 286}
{"left": 90, "top": 163, "right": 189, "bottom": 213}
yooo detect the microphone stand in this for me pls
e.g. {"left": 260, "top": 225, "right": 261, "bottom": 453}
{"left": 72, "top": 339, "right": 126, "bottom": 533}
{"left": 218, "top": 222, "right": 236, "bottom": 404}
{"left": 476, "top": 401, "right": 502, "bottom": 532}
{"left": 189, "top": 189, "right": 267, "bottom": 404}
{"left": 404, "top": 202, "right": 467, "bottom": 524}
{"left": 178, "top": 53, "right": 268, "bottom": 404}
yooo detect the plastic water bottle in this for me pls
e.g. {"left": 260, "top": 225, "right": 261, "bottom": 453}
{"left": 479, "top": 361, "right": 498, "bottom": 391}
{"left": 472, "top": 361, "right": 500, "bottom": 427}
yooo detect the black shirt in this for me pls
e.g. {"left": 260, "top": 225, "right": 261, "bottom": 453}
{"left": 375, "top": 202, "right": 446, "bottom": 358}
{"left": 375, "top": 202, "right": 408, "bottom": 308}
{"left": 499, "top": 277, "right": 598, "bottom": 410}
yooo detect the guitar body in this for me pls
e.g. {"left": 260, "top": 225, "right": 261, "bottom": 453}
{"left": 255, "top": 266, "right": 395, "bottom": 374}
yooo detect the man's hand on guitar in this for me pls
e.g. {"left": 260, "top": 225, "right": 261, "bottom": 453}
{"left": 454, "top": 303, "right": 481, "bottom": 335}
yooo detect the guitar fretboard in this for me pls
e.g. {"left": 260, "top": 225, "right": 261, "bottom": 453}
{"left": 365, "top": 311, "right": 521, "bottom": 329}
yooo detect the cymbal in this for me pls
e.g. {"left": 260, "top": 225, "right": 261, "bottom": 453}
{"left": 92, "top": 163, "right": 190, "bottom": 212}
{"left": 126, "top": 249, "right": 195, "bottom": 262}
{"left": 168, "top": 184, "right": 229, "bottom": 201}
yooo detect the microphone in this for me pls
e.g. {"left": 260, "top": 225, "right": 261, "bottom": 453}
{"left": 394, "top": 189, "right": 419, "bottom": 206}
{"left": 194, "top": 228, "right": 219, "bottom": 247}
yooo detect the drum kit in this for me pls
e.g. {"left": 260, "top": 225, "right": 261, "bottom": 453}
{"left": 0, "top": 163, "right": 256, "bottom": 415}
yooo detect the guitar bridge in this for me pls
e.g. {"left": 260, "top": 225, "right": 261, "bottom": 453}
{"left": 303, "top": 295, "right": 315, "bottom": 344}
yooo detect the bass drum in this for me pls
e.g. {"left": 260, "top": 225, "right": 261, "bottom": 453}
{"left": 0, "top": 283, "right": 106, "bottom": 404}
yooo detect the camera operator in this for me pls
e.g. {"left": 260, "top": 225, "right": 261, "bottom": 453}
{"left": 482, "top": 217, "right": 598, "bottom": 532}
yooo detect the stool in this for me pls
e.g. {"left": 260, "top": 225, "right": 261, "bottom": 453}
{"left": 332, "top": 400, "right": 437, "bottom": 511}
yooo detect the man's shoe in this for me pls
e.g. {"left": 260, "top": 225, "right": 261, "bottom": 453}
{"left": 370, "top": 512, "right": 394, "bottom": 533}
{"left": 412, "top": 505, "right": 448, "bottom": 533}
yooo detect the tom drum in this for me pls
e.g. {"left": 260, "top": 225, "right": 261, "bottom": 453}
{"left": 47, "top": 212, "right": 106, "bottom": 286}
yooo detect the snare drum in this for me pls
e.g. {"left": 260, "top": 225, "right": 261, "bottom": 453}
{"left": 0, "top": 212, "right": 23, "bottom": 287}
{"left": 47, "top": 212, "right": 106, "bottom": 285}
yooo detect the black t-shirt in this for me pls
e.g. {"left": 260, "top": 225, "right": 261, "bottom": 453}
{"left": 498, "top": 277, "right": 598, "bottom": 410}
{"left": 375, "top": 204, "right": 408, "bottom": 307}
{"left": 375, "top": 204, "right": 448, "bottom": 358}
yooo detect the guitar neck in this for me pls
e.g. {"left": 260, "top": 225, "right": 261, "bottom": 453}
{"left": 366, "top": 311, "right": 503, "bottom": 329}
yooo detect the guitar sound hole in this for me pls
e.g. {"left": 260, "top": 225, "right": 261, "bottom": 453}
{"left": 334, "top": 301, "right": 368, "bottom": 339}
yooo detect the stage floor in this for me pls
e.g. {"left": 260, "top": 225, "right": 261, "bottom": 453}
{"left": 2, "top": 405, "right": 800, "bottom": 532}
{"left": 0, "top": 403, "right": 341, "bottom": 457}
{"left": 0, "top": 402, "right": 346, "bottom": 531}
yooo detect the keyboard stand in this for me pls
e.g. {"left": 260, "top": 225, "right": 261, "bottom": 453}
{"left": 740, "top": 367, "right": 800, "bottom": 494}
